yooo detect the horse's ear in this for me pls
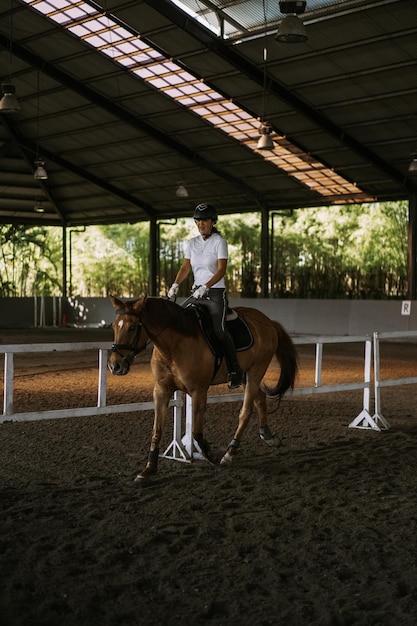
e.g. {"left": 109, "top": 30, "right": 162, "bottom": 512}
{"left": 132, "top": 294, "right": 146, "bottom": 313}
{"left": 109, "top": 294, "right": 123, "bottom": 310}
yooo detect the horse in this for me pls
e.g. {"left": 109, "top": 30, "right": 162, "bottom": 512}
{"left": 108, "top": 294, "right": 298, "bottom": 482}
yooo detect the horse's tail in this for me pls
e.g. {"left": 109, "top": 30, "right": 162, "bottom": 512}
{"left": 261, "top": 321, "right": 299, "bottom": 399}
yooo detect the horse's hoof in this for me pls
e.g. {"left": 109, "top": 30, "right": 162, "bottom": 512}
{"left": 133, "top": 474, "right": 152, "bottom": 486}
{"left": 259, "top": 434, "right": 277, "bottom": 446}
{"left": 220, "top": 451, "right": 233, "bottom": 466}
{"left": 260, "top": 435, "right": 281, "bottom": 447}
{"left": 195, "top": 438, "right": 218, "bottom": 465}
{"left": 259, "top": 427, "right": 281, "bottom": 447}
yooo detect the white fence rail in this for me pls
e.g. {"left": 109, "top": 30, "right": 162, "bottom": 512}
{"left": 2, "top": 335, "right": 372, "bottom": 429}
{"left": 371, "top": 330, "right": 417, "bottom": 431}
{"left": 0, "top": 342, "right": 172, "bottom": 423}
{"left": 2, "top": 333, "right": 416, "bottom": 447}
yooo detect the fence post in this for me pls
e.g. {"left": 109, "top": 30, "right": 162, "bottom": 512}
{"left": 3, "top": 353, "right": 14, "bottom": 415}
{"left": 97, "top": 349, "right": 108, "bottom": 407}
{"left": 371, "top": 332, "right": 391, "bottom": 430}
{"left": 315, "top": 342, "right": 323, "bottom": 387}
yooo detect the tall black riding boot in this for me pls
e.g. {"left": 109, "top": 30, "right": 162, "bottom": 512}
{"left": 222, "top": 332, "right": 244, "bottom": 389}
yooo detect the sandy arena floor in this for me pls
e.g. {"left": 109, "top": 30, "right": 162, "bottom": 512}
{"left": 1, "top": 326, "right": 417, "bottom": 626}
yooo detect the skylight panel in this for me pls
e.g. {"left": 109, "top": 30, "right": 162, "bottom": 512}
{"left": 33, "top": 0, "right": 96, "bottom": 25}
{"left": 169, "top": 0, "right": 222, "bottom": 37}
{"left": 21, "top": 0, "right": 372, "bottom": 201}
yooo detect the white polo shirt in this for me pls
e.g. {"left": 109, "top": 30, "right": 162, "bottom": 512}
{"left": 185, "top": 232, "right": 228, "bottom": 288}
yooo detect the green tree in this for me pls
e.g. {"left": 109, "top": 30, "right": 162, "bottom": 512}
{"left": 270, "top": 202, "right": 408, "bottom": 299}
{"left": 159, "top": 219, "right": 193, "bottom": 295}
{"left": 0, "top": 201, "right": 409, "bottom": 299}
{"left": 0, "top": 224, "right": 62, "bottom": 296}
{"left": 222, "top": 214, "right": 261, "bottom": 297}
{"left": 70, "top": 224, "right": 150, "bottom": 297}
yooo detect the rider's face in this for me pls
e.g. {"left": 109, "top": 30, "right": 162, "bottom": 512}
{"left": 195, "top": 218, "right": 213, "bottom": 238}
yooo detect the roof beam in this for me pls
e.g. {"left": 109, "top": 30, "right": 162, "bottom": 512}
{"left": 3, "top": 115, "right": 157, "bottom": 221}
{"left": 143, "top": 0, "right": 410, "bottom": 191}
{"left": 0, "top": 32, "right": 266, "bottom": 209}
{"left": 2, "top": 117, "right": 66, "bottom": 223}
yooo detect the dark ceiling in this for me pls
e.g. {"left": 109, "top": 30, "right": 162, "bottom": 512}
{"left": 1, "top": 0, "right": 417, "bottom": 227}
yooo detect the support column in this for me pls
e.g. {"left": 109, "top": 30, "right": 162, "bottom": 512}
{"left": 149, "top": 217, "right": 158, "bottom": 296}
{"left": 260, "top": 207, "right": 269, "bottom": 298}
{"left": 62, "top": 224, "right": 67, "bottom": 297}
{"left": 408, "top": 194, "right": 417, "bottom": 299}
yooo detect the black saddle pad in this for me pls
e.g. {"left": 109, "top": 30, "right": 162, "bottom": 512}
{"left": 188, "top": 304, "right": 253, "bottom": 353}
{"left": 226, "top": 314, "right": 253, "bottom": 352}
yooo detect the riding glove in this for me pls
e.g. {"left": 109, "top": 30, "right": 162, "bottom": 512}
{"left": 193, "top": 285, "right": 208, "bottom": 299}
{"left": 167, "top": 283, "right": 179, "bottom": 298}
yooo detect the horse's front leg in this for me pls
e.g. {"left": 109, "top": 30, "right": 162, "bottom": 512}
{"left": 135, "top": 384, "right": 172, "bottom": 483}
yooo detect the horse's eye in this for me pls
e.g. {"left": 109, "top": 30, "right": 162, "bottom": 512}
{"left": 129, "top": 325, "right": 137, "bottom": 332}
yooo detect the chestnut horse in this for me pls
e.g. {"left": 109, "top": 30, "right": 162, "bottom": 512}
{"left": 108, "top": 295, "right": 298, "bottom": 482}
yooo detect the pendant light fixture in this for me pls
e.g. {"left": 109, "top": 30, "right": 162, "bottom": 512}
{"left": 34, "top": 196, "right": 45, "bottom": 212}
{"left": 276, "top": 1, "right": 308, "bottom": 44}
{"left": 0, "top": 83, "right": 20, "bottom": 113}
{"left": 257, "top": 122, "right": 274, "bottom": 150}
{"left": 408, "top": 152, "right": 417, "bottom": 178}
{"left": 0, "top": 2, "right": 20, "bottom": 113}
{"left": 176, "top": 181, "right": 189, "bottom": 198}
{"left": 34, "top": 70, "right": 48, "bottom": 180}
{"left": 34, "top": 159, "right": 48, "bottom": 180}
{"left": 257, "top": 2, "right": 274, "bottom": 151}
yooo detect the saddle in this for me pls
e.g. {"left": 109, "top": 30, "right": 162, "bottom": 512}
{"left": 186, "top": 303, "right": 254, "bottom": 375}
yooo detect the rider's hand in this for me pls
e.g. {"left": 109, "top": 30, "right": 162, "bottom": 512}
{"left": 193, "top": 285, "right": 208, "bottom": 299}
{"left": 167, "top": 283, "right": 179, "bottom": 299}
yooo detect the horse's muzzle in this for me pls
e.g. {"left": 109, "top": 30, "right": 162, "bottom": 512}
{"left": 107, "top": 358, "right": 130, "bottom": 376}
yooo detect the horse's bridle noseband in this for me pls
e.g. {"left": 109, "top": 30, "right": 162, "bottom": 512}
{"left": 111, "top": 308, "right": 145, "bottom": 365}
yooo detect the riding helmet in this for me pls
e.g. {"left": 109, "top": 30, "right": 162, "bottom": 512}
{"left": 193, "top": 203, "right": 217, "bottom": 223}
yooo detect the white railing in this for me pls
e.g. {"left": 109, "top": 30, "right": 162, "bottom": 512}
{"left": 2, "top": 335, "right": 371, "bottom": 425}
{"left": 2, "top": 332, "right": 415, "bottom": 452}
{"left": 1, "top": 341, "right": 180, "bottom": 423}
{"left": 371, "top": 330, "right": 417, "bottom": 430}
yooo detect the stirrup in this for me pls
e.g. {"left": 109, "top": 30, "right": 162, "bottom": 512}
{"left": 228, "top": 370, "right": 243, "bottom": 389}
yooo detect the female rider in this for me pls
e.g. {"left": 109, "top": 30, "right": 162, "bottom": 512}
{"left": 167, "top": 203, "right": 244, "bottom": 389}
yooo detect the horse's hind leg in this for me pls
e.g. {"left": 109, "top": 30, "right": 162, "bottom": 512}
{"left": 220, "top": 386, "right": 279, "bottom": 466}
{"left": 220, "top": 383, "right": 257, "bottom": 466}
{"left": 255, "top": 389, "right": 280, "bottom": 446}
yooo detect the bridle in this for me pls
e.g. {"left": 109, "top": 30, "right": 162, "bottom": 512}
{"left": 111, "top": 298, "right": 178, "bottom": 367}
{"left": 111, "top": 308, "right": 145, "bottom": 366}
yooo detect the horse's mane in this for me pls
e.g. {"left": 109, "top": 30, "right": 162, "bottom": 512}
{"left": 145, "top": 297, "right": 201, "bottom": 338}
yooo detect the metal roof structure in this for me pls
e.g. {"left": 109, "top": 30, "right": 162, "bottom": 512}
{"left": 1, "top": 0, "right": 417, "bottom": 227}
